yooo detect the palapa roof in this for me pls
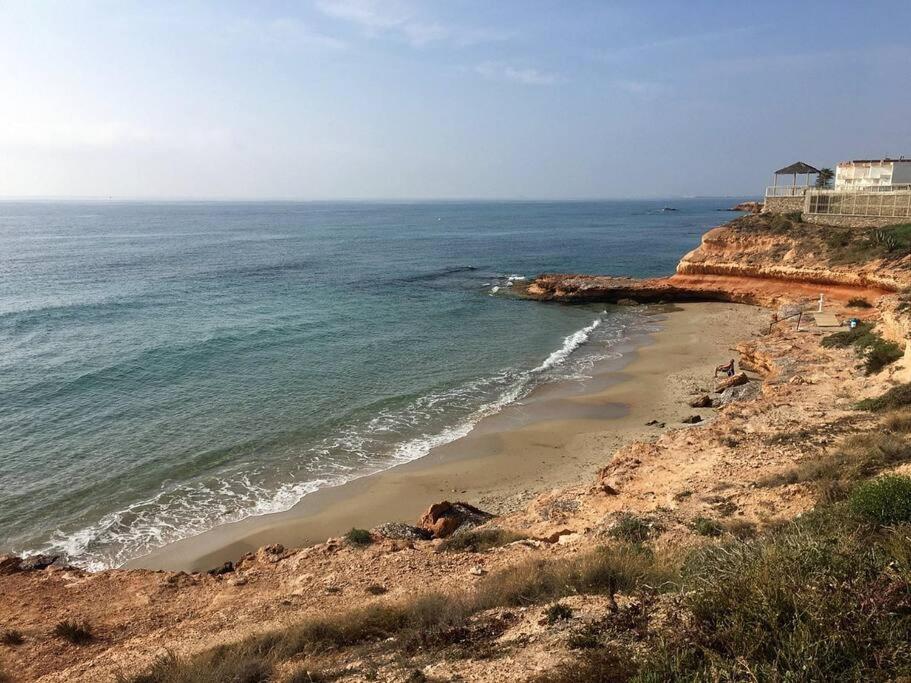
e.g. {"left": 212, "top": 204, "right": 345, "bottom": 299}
{"left": 774, "top": 161, "right": 820, "bottom": 175}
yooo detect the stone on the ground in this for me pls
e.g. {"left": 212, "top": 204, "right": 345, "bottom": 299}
{"left": 688, "top": 394, "right": 713, "bottom": 408}
{"left": 682, "top": 414, "right": 702, "bottom": 424}
{"left": 372, "top": 521, "right": 432, "bottom": 541}
{"left": 715, "top": 372, "right": 748, "bottom": 392}
{"left": 418, "top": 501, "right": 495, "bottom": 538}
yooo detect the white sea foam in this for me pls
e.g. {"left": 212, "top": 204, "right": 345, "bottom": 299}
{"left": 28, "top": 312, "right": 637, "bottom": 571}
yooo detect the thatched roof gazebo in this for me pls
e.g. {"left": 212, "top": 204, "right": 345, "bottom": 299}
{"left": 772, "top": 161, "right": 820, "bottom": 187}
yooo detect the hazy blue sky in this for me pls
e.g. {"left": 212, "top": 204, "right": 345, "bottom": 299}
{"left": 1, "top": 1, "right": 909, "bottom": 199}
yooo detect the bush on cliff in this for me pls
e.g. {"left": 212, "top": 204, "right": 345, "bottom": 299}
{"left": 437, "top": 528, "right": 526, "bottom": 553}
{"left": 821, "top": 322, "right": 873, "bottom": 348}
{"left": 636, "top": 505, "right": 911, "bottom": 681}
{"left": 849, "top": 475, "right": 911, "bottom": 526}
{"left": 822, "top": 323, "right": 902, "bottom": 374}
{"left": 857, "top": 384, "right": 911, "bottom": 411}
{"left": 757, "top": 432, "right": 911, "bottom": 502}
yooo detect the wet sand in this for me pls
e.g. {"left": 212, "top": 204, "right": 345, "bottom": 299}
{"left": 130, "top": 302, "right": 768, "bottom": 572}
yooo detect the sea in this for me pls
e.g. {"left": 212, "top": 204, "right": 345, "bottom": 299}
{"left": 0, "top": 199, "right": 747, "bottom": 569}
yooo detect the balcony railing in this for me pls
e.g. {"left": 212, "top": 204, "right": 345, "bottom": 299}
{"left": 765, "top": 185, "right": 813, "bottom": 197}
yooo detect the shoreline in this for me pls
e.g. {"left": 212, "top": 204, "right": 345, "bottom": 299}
{"left": 130, "top": 301, "right": 768, "bottom": 573}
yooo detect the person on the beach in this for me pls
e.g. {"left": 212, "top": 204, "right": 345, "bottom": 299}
{"left": 715, "top": 359, "right": 735, "bottom": 377}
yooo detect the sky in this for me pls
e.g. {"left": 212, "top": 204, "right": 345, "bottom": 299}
{"left": 1, "top": 1, "right": 909, "bottom": 200}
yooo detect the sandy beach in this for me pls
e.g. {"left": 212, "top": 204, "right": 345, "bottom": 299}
{"left": 131, "top": 302, "right": 768, "bottom": 572}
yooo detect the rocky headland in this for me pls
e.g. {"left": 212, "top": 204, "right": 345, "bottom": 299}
{"left": 4, "top": 213, "right": 911, "bottom": 682}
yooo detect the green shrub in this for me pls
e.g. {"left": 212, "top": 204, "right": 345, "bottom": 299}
{"left": 53, "top": 620, "right": 93, "bottom": 645}
{"left": 857, "top": 384, "right": 911, "bottom": 411}
{"left": 609, "top": 513, "right": 658, "bottom": 543}
{"left": 437, "top": 528, "right": 526, "bottom": 553}
{"left": 690, "top": 517, "right": 723, "bottom": 537}
{"left": 847, "top": 297, "right": 873, "bottom": 308}
{"left": 544, "top": 603, "right": 573, "bottom": 624}
{"left": 344, "top": 528, "right": 373, "bottom": 546}
{"left": 821, "top": 322, "right": 873, "bottom": 348}
{"left": 863, "top": 337, "right": 903, "bottom": 374}
{"left": 849, "top": 475, "right": 911, "bottom": 526}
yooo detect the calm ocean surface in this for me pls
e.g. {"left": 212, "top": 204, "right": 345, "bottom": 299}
{"left": 0, "top": 199, "right": 746, "bottom": 568}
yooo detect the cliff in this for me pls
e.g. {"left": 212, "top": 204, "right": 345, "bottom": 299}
{"left": 524, "top": 213, "right": 909, "bottom": 309}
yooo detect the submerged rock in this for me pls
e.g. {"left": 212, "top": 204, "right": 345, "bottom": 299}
{"left": 20, "top": 555, "right": 58, "bottom": 571}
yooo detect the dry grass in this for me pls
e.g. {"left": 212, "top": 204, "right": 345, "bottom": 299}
{"left": 884, "top": 409, "right": 911, "bottom": 433}
{"left": 757, "top": 431, "right": 911, "bottom": 500}
{"left": 124, "top": 545, "right": 679, "bottom": 682}
{"left": 436, "top": 528, "right": 527, "bottom": 553}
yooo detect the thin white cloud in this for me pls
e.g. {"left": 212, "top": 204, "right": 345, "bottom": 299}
{"left": 613, "top": 79, "right": 668, "bottom": 97}
{"left": 226, "top": 17, "right": 347, "bottom": 51}
{"left": 475, "top": 62, "right": 559, "bottom": 86}
{"left": 314, "top": 0, "right": 510, "bottom": 47}
{"left": 600, "top": 25, "right": 764, "bottom": 61}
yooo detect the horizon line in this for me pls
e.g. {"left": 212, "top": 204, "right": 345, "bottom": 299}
{"left": 0, "top": 194, "right": 759, "bottom": 203}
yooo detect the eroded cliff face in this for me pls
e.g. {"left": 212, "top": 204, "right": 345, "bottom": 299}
{"left": 525, "top": 214, "right": 911, "bottom": 311}
{"left": 676, "top": 219, "right": 910, "bottom": 292}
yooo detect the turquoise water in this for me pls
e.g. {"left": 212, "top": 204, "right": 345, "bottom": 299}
{"left": 0, "top": 199, "right": 745, "bottom": 568}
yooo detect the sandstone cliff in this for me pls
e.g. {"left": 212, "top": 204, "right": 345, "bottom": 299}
{"left": 524, "top": 213, "right": 909, "bottom": 310}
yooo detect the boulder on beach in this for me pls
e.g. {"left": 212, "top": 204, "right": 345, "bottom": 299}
{"left": 418, "top": 501, "right": 495, "bottom": 538}
{"left": 688, "top": 394, "right": 713, "bottom": 408}
{"left": 715, "top": 372, "right": 748, "bottom": 392}
{"left": 373, "top": 521, "right": 432, "bottom": 541}
{"left": 682, "top": 415, "right": 703, "bottom": 424}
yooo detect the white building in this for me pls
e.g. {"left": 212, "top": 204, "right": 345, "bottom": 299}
{"left": 835, "top": 158, "right": 911, "bottom": 190}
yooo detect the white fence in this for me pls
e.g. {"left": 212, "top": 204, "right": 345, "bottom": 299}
{"left": 765, "top": 185, "right": 812, "bottom": 197}
{"left": 805, "top": 189, "right": 911, "bottom": 219}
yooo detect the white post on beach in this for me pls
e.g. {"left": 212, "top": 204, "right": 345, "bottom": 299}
{"left": 818, "top": 293, "right": 824, "bottom": 313}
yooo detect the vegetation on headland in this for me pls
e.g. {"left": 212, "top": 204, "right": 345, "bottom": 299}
{"left": 123, "top": 402, "right": 911, "bottom": 683}
{"left": 822, "top": 322, "right": 903, "bottom": 374}
{"left": 731, "top": 212, "right": 911, "bottom": 264}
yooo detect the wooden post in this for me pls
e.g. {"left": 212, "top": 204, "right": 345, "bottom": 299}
{"left": 796, "top": 312, "right": 802, "bottom": 331}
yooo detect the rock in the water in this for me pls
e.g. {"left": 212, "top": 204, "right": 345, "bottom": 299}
{"left": 616, "top": 298, "right": 640, "bottom": 306}
{"left": 373, "top": 521, "right": 432, "bottom": 541}
{"left": 0, "top": 555, "right": 22, "bottom": 575}
{"left": 681, "top": 415, "right": 702, "bottom": 424}
{"left": 418, "top": 501, "right": 494, "bottom": 538}
{"left": 715, "top": 372, "right": 748, "bottom": 392}
{"left": 688, "top": 394, "right": 713, "bottom": 408}
{"left": 20, "top": 555, "right": 58, "bottom": 571}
